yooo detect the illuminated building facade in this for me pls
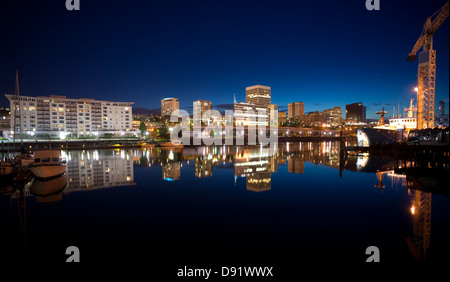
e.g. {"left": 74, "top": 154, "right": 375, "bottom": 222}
{"left": 233, "top": 102, "right": 269, "bottom": 126}
{"left": 324, "top": 106, "right": 343, "bottom": 126}
{"left": 161, "top": 97, "right": 179, "bottom": 118}
{"left": 246, "top": 85, "right": 271, "bottom": 107}
{"left": 5, "top": 94, "right": 133, "bottom": 137}
{"left": 193, "top": 100, "right": 213, "bottom": 126}
{"left": 288, "top": 102, "right": 304, "bottom": 119}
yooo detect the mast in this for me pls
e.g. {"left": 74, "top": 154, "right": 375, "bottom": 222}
{"left": 376, "top": 106, "right": 387, "bottom": 126}
{"left": 13, "top": 70, "right": 23, "bottom": 149}
{"left": 17, "top": 71, "right": 23, "bottom": 146}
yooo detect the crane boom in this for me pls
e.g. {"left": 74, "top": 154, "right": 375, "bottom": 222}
{"left": 428, "top": 1, "right": 449, "bottom": 34}
{"left": 407, "top": 1, "right": 449, "bottom": 61}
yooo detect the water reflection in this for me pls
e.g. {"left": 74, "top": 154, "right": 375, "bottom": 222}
{"left": 195, "top": 157, "right": 213, "bottom": 178}
{"left": 0, "top": 142, "right": 447, "bottom": 263}
{"left": 345, "top": 150, "right": 448, "bottom": 262}
{"left": 66, "top": 149, "right": 135, "bottom": 191}
{"left": 30, "top": 174, "right": 67, "bottom": 203}
{"left": 138, "top": 142, "right": 342, "bottom": 192}
{"left": 407, "top": 189, "right": 432, "bottom": 262}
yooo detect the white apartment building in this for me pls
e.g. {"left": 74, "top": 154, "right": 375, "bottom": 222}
{"left": 5, "top": 94, "right": 134, "bottom": 137}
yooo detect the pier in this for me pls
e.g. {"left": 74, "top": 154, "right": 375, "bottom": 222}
{"left": 1, "top": 138, "right": 143, "bottom": 152}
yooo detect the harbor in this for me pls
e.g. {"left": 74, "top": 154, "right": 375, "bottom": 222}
{"left": 1, "top": 0, "right": 449, "bottom": 273}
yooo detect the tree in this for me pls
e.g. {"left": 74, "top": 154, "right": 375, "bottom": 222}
{"left": 158, "top": 122, "right": 170, "bottom": 139}
{"left": 139, "top": 121, "right": 147, "bottom": 137}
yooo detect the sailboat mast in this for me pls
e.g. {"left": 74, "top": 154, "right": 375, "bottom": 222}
{"left": 13, "top": 73, "right": 16, "bottom": 149}
{"left": 16, "top": 70, "right": 23, "bottom": 146}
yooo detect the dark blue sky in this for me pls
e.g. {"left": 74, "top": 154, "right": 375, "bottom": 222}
{"left": 0, "top": 0, "right": 448, "bottom": 118}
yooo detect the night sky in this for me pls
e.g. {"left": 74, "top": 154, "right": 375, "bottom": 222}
{"left": 0, "top": 0, "right": 448, "bottom": 118}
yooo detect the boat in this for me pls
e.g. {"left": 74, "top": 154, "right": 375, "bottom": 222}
{"left": 29, "top": 150, "right": 67, "bottom": 179}
{"left": 30, "top": 173, "right": 67, "bottom": 203}
{"left": 357, "top": 100, "right": 417, "bottom": 147}
{"left": 19, "top": 152, "right": 34, "bottom": 167}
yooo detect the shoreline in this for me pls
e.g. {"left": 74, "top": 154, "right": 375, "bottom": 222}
{"left": 0, "top": 136, "right": 351, "bottom": 152}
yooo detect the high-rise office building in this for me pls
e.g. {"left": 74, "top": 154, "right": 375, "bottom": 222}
{"left": 304, "top": 111, "right": 329, "bottom": 127}
{"left": 161, "top": 98, "right": 179, "bottom": 118}
{"left": 245, "top": 85, "right": 271, "bottom": 107}
{"left": 234, "top": 102, "right": 269, "bottom": 126}
{"left": 193, "top": 100, "right": 212, "bottom": 125}
{"left": 5, "top": 94, "right": 133, "bottom": 137}
{"left": 346, "top": 102, "right": 366, "bottom": 123}
{"left": 324, "top": 106, "right": 343, "bottom": 126}
{"left": 288, "top": 102, "right": 304, "bottom": 118}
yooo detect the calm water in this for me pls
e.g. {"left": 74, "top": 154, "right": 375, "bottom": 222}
{"left": 1, "top": 142, "right": 449, "bottom": 269}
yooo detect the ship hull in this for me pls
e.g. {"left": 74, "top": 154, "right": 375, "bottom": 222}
{"left": 29, "top": 164, "right": 67, "bottom": 179}
{"left": 357, "top": 128, "right": 406, "bottom": 147}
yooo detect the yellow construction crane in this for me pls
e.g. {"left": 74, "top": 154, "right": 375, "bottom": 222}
{"left": 407, "top": 1, "right": 449, "bottom": 129}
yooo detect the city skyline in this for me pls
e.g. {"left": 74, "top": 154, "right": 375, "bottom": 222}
{"left": 0, "top": 1, "right": 448, "bottom": 120}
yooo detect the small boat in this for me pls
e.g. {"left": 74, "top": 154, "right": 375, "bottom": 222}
{"left": 19, "top": 153, "right": 34, "bottom": 167}
{"left": 29, "top": 150, "right": 67, "bottom": 179}
{"left": 159, "top": 141, "right": 184, "bottom": 148}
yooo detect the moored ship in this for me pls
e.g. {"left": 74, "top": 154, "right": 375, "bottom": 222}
{"left": 29, "top": 150, "right": 67, "bottom": 179}
{"left": 357, "top": 99, "right": 418, "bottom": 147}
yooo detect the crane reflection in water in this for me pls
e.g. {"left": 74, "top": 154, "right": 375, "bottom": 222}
{"left": 0, "top": 143, "right": 448, "bottom": 262}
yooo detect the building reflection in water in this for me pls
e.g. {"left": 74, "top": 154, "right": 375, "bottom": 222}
{"left": 137, "top": 142, "right": 342, "bottom": 191}
{"left": 283, "top": 141, "right": 340, "bottom": 174}
{"left": 65, "top": 149, "right": 135, "bottom": 191}
{"left": 1, "top": 142, "right": 447, "bottom": 262}
{"left": 348, "top": 151, "right": 446, "bottom": 262}
{"left": 163, "top": 162, "right": 181, "bottom": 181}
{"left": 195, "top": 157, "right": 213, "bottom": 178}
{"left": 9, "top": 149, "right": 136, "bottom": 203}
{"left": 136, "top": 143, "right": 445, "bottom": 261}
{"left": 234, "top": 145, "right": 277, "bottom": 192}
